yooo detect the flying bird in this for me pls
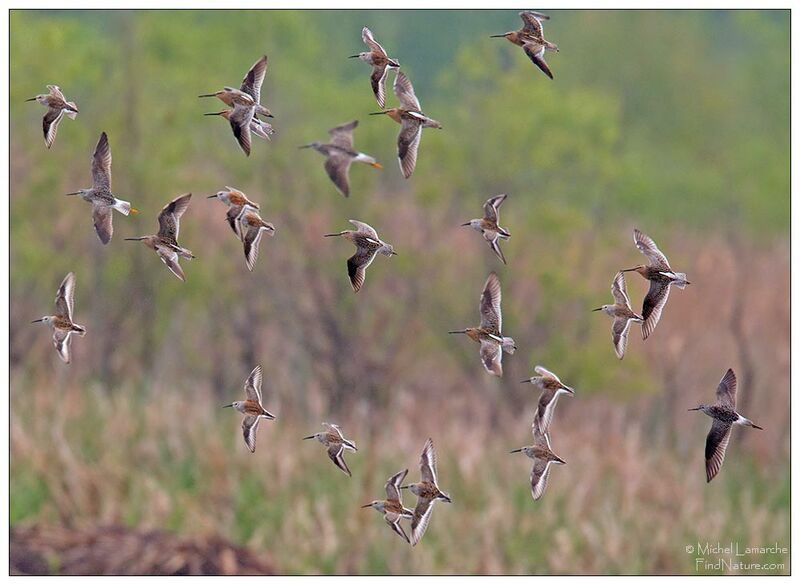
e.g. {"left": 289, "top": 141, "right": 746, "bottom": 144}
{"left": 520, "top": 365, "right": 575, "bottom": 435}
{"left": 65, "top": 132, "right": 137, "bottom": 244}
{"left": 223, "top": 365, "right": 276, "bottom": 453}
{"left": 370, "top": 71, "right": 442, "bottom": 179}
{"left": 125, "top": 193, "right": 195, "bottom": 282}
{"left": 31, "top": 272, "right": 86, "bottom": 364}
{"left": 303, "top": 423, "right": 358, "bottom": 476}
{"left": 622, "top": 229, "right": 690, "bottom": 340}
{"left": 199, "top": 55, "right": 274, "bottom": 119}
{"left": 236, "top": 208, "right": 276, "bottom": 272}
{"left": 461, "top": 194, "right": 511, "bottom": 264}
{"left": 592, "top": 271, "right": 644, "bottom": 359}
{"left": 299, "top": 120, "right": 382, "bottom": 197}
{"left": 207, "top": 186, "right": 261, "bottom": 236}
{"left": 490, "top": 11, "right": 559, "bottom": 79}
{"left": 361, "top": 469, "right": 414, "bottom": 544}
{"left": 26, "top": 84, "right": 79, "bottom": 148}
{"left": 204, "top": 98, "right": 259, "bottom": 156}
{"left": 324, "top": 220, "right": 396, "bottom": 293}
{"left": 349, "top": 27, "right": 400, "bottom": 108}
{"left": 689, "top": 368, "right": 762, "bottom": 482}
{"left": 449, "top": 272, "right": 516, "bottom": 376}
{"left": 400, "top": 438, "right": 451, "bottom": 546}
{"left": 510, "top": 418, "right": 566, "bottom": 501}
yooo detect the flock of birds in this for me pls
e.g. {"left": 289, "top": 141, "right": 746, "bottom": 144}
{"left": 25, "top": 12, "right": 764, "bottom": 547}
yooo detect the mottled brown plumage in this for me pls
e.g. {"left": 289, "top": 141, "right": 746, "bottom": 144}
{"left": 350, "top": 27, "right": 400, "bottom": 108}
{"left": 461, "top": 194, "right": 511, "bottom": 264}
{"left": 511, "top": 418, "right": 566, "bottom": 501}
{"left": 26, "top": 85, "right": 78, "bottom": 148}
{"left": 223, "top": 365, "right": 276, "bottom": 453}
{"left": 303, "top": 423, "right": 357, "bottom": 476}
{"left": 324, "top": 220, "right": 396, "bottom": 292}
{"left": 361, "top": 469, "right": 414, "bottom": 544}
{"left": 592, "top": 271, "right": 644, "bottom": 359}
{"left": 520, "top": 365, "right": 575, "bottom": 435}
{"left": 31, "top": 272, "right": 86, "bottom": 364}
{"left": 400, "top": 438, "right": 451, "bottom": 546}
{"left": 490, "top": 11, "right": 559, "bottom": 79}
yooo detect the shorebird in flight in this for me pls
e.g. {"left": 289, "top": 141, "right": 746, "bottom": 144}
{"left": 204, "top": 98, "right": 260, "bottom": 156}
{"left": 350, "top": 27, "right": 400, "bottom": 108}
{"left": 324, "top": 220, "right": 396, "bottom": 293}
{"left": 303, "top": 423, "right": 357, "bottom": 476}
{"left": 461, "top": 194, "right": 511, "bottom": 264}
{"left": 65, "top": 132, "right": 137, "bottom": 244}
{"left": 299, "top": 120, "right": 382, "bottom": 197}
{"left": 592, "top": 271, "right": 644, "bottom": 359}
{"left": 362, "top": 469, "right": 414, "bottom": 544}
{"left": 690, "top": 368, "right": 762, "bottom": 482}
{"left": 520, "top": 365, "right": 575, "bottom": 435}
{"left": 449, "top": 272, "right": 516, "bottom": 376}
{"left": 26, "top": 85, "right": 78, "bottom": 148}
{"left": 31, "top": 272, "right": 86, "bottom": 364}
{"left": 370, "top": 71, "right": 442, "bottom": 179}
{"left": 199, "top": 55, "right": 274, "bottom": 120}
{"left": 622, "top": 229, "right": 690, "bottom": 340}
{"left": 125, "top": 193, "right": 195, "bottom": 282}
{"left": 400, "top": 438, "right": 451, "bottom": 546}
{"left": 207, "top": 187, "right": 261, "bottom": 236}
{"left": 510, "top": 418, "right": 566, "bottom": 501}
{"left": 235, "top": 208, "right": 275, "bottom": 272}
{"left": 491, "top": 11, "right": 558, "bottom": 79}
{"left": 224, "top": 365, "right": 276, "bottom": 453}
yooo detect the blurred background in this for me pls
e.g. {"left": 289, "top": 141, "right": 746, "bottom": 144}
{"left": 10, "top": 9, "right": 789, "bottom": 575}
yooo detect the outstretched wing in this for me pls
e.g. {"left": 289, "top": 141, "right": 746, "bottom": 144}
{"left": 611, "top": 271, "right": 632, "bottom": 309}
{"left": 348, "top": 220, "right": 379, "bottom": 239}
{"left": 52, "top": 329, "right": 72, "bottom": 364}
{"left": 385, "top": 514, "right": 411, "bottom": 544}
{"left": 322, "top": 422, "right": 345, "bottom": 439}
{"left": 715, "top": 368, "right": 737, "bottom": 409}
{"left": 157, "top": 193, "right": 192, "bottom": 241}
{"left": 530, "top": 459, "right": 552, "bottom": 501}
{"left": 347, "top": 248, "right": 378, "bottom": 293}
{"left": 479, "top": 339, "right": 503, "bottom": 377}
{"left": 244, "top": 364, "right": 263, "bottom": 404}
{"left": 54, "top": 272, "right": 76, "bottom": 321}
{"left": 362, "top": 26, "right": 388, "bottom": 56}
{"left": 92, "top": 203, "right": 114, "bottom": 245}
{"left": 641, "top": 280, "right": 671, "bottom": 340}
{"left": 479, "top": 272, "right": 502, "bottom": 334}
{"left": 634, "top": 229, "right": 670, "bottom": 269}
{"left": 91, "top": 132, "right": 112, "bottom": 190}
{"left": 43, "top": 108, "right": 64, "bottom": 149}
{"left": 385, "top": 468, "right": 408, "bottom": 502}
{"left": 155, "top": 246, "right": 185, "bottom": 282}
{"left": 704, "top": 419, "right": 732, "bottom": 483}
{"left": 410, "top": 497, "right": 434, "bottom": 546}
{"left": 328, "top": 120, "right": 358, "bottom": 151}
{"left": 242, "top": 415, "right": 260, "bottom": 453}
{"left": 393, "top": 71, "right": 422, "bottom": 111}
{"left": 483, "top": 194, "right": 507, "bottom": 223}
{"left": 522, "top": 43, "right": 553, "bottom": 79}
{"left": 397, "top": 118, "right": 422, "bottom": 179}
{"left": 370, "top": 65, "right": 390, "bottom": 109}
{"left": 534, "top": 365, "right": 561, "bottom": 383}
{"left": 519, "top": 11, "right": 548, "bottom": 37}
{"left": 419, "top": 437, "right": 437, "bottom": 484}
{"left": 324, "top": 154, "right": 353, "bottom": 197}
{"left": 327, "top": 444, "right": 352, "bottom": 476}
{"left": 612, "top": 317, "right": 634, "bottom": 360}
{"left": 240, "top": 55, "right": 267, "bottom": 103}
{"left": 242, "top": 225, "right": 265, "bottom": 272}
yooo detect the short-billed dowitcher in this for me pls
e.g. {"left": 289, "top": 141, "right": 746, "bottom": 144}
{"left": 689, "top": 368, "right": 763, "bottom": 482}
{"left": 303, "top": 422, "right": 357, "bottom": 476}
{"left": 370, "top": 71, "right": 442, "bottom": 179}
{"left": 31, "top": 272, "right": 86, "bottom": 364}
{"left": 592, "top": 271, "right": 644, "bottom": 359}
{"left": 125, "top": 193, "right": 195, "bottom": 282}
{"left": 350, "top": 27, "right": 400, "bottom": 108}
{"left": 204, "top": 99, "right": 259, "bottom": 156}
{"left": 461, "top": 194, "right": 511, "bottom": 264}
{"left": 26, "top": 85, "right": 79, "bottom": 148}
{"left": 235, "top": 207, "right": 276, "bottom": 272}
{"left": 520, "top": 365, "right": 575, "bottom": 434}
{"left": 622, "top": 229, "right": 690, "bottom": 340}
{"left": 510, "top": 420, "right": 566, "bottom": 501}
{"left": 491, "top": 11, "right": 559, "bottom": 79}
{"left": 399, "top": 438, "right": 451, "bottom": 546}
{"left": 449, "top": 272, "right": 516, "bottom": 377}
{"left": 299, "top": 120, "right": 382, "bottom": 197}
{"left": 207, "top": 187, "right": 261, "bottom": 236}
{"left": 362, "top": 468, "right": 414, "bottom": 544}
{"left": 65, "top": 132, "right": 137, "bottom": 245}
{"left": 324, "top": 220, "right": 396, "bottom": 293}
{"left": 199, "top": 55, "right": 274, "bottom": 119}
{"left": 224, "top": 365, "right": 276, "bottom": 453}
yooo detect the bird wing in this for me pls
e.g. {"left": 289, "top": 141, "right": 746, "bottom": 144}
{"left": 91, "top": 132, "right": 112, "bottom": 190}
{"left": 240, "top": 55, "right": 267, "bottom": 103}
{"left": 242, "top": 225, "right": 265, "bottom": 272}
{"left": 410, "top": 497, "right": 434, "bottom": 546}
{"left": 347, "top": 247, "right": 378, "bottom": 293}
{"left": 244, "top": 364, "right": 263, "bottom": 404}
{"left": 91, "top": 203, "right": 114, "bottom": 245}
{"left": 534, "top": 365, "right": 561, "bottom": 383}
{"left": 362, "top": 26, "right": 388, "bottom": 56}
{"left": 519, "top": 11, "right": 547, "bottom": 37}
{"left": 324, "top": 153, "right": 353, "bottom": 197}
{"left": 634, "top": 229, "right": 670, "bottom": 269}
{"left": 705, "top": 419, "right": 732, "bottom": 483}
{"left": 328, "top": 120, "right": 358, "bottom": 151}
{"left": 483, "top": 194, "right": 506, "bottom": 223}
{"left": 370, "top": 65, "right": 390, "bottom": 109}
{"left": 397, "top": 117, "right": 423, "bottom": 179}
{"left": 715, "top": 368, "right": 737, "bottom": 409}
{"left": 385, "top": 468, "right": 408, "bottom": 502}
{"left": 489, "top": 236, "right": 507, "bottom": 265}
{"left": 534, "top": 388, "right": 560, "bottom": 435}
{"left": 393, "top": 71, "right": 422, "bottom": 111}
{"left": 54, "top": 272, "right": 76, "bottom": 321}
{"left": 52, "top": 329, "right": 72, "bottom": 364}
{"left": 348, "top": 220, "right": 380, "bottom": 239}
{"left": 157, "top": 193, "right": 192, "bottom": 241}
{"left": 327, "top": 444, "right": 352, "bottom": 476}
{"left": 229, "top": 104, "right": 255, "bottom": 156}
{"left": 611, "top": 271, "right": 632, "bottom": 309}
{"left": 322, "top": 422, "right": 345, "bottom": 439}
{"left": 479, "top": 339, "right": 503, "bottom": 377}
{"left": 641, "top": 279, "right": 671, "bottom": 340}
{"left": 612, "top": 316, "right": 633, "bottom": 360}
{"left": 47, "top": 84, "right": 67, "bottom": 100}
{"left": 522, "top": 43, "right": 553, "bottom": 79}
{"left": 479, "top": 272, "right": 502, "bottom": 334}
{"left": 530, "top": 459, "right": 552, "bottom": 501}
{"left": 226, "top": 204, "right": 245, "bottom": 237}
{"left": 242, "top": 415, "right": 260, "bottom": 453}
{"left": 419, "top": 437, "right": 437, "bottom": 484}
{"left": 385, "top": 514, "right": 411, "bottom": 544}
{"left": 155, "top": 246, "right": 185, "bottom": 282}
{"left": 42, "top": 108, "right": 64, "bottom": 149}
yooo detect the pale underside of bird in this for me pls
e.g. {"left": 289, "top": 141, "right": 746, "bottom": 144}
{"left": 401, "top": 438, "right": 451, "bottom": 546}
{"left": 689, "top": 368, "right": 762, "bottom": 482}
{"left": 124, "top": 193, "right": 194, "bottom": 282}
{"left": 324, "top": 219, "right": 396, "bottom": 293}
{"left": 462, "top": 194, "right": 511, "bottom": 264}
{"left": 26, "top": 84, "right": 79, "bottom": 148}
{"left": 362, "top": 469, "right": 414, "bottom": 544}
{"left": 592, "top": 271, "right": 644, "bottom": 359}
{"left": 31, "top": 271, "right": 86, "bottom": 364}
{"left": 65, "top": 131, "right": 137, "bottom": 245}
{"left": 491, "top": 11, "right": 559, "bottom": 79}
{"left": 521, "top": 365, "right": 575, "bottom": 435}
{"left": 303, "top": 422, "right": 357, "bottom": 476}
{"left": 623, "top": 229, "right": 690, "bottom": 340}
{"left": 350, "top": 26, "right": 400, "bottom": 109}
{"left": 224, "top": 365, "right": 276, "bottom": 453}
{"left": 299, "top": 120, "right": 382, "bottom": 197}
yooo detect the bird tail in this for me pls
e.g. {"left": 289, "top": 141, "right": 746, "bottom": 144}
{"left": 113, "top": 199, "right": 137, "bottom": 216}
{"left": 502, "top": 337, "right": 516, "bottom": 355}
{"left": 672, "top": 272, "right": 690, "bottom": 289}
{"left": 72, "top": 324, "right": 87, "bottom": 336}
